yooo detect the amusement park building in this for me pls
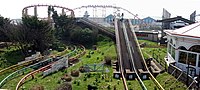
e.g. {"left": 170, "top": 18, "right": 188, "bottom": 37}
{"left": 165, "top": 22, "right": 200, "bottom": 76}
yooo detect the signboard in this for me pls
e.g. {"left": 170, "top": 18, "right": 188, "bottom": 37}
{"left": 162, "top": 8, "right": 171, "bottom": 19}
{"left": 43, "top": 57, "right": 68, "bottom": 76}
{"left": 190, "top": 10, "right": 196, "bottom": 22}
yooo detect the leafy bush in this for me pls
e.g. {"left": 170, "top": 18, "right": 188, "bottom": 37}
{"left": 71, "top": 70, "right": 79, "bottom": 77}
{"left": 104, "top": 56, "right": 112, "bottom": 65}
{"left": 79, "top": 66, "right": 85, "bottom": 73}
{"left": 61, "top": 74, "right": 72, "bottom": 82}
{"left": 55, "top": 82, "right": 72, "bottom": 90}
{"left": 30, "top": 85, "right": 44, "bottom": 90}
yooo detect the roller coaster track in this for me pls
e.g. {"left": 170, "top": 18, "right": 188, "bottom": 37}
{"left": 0, "top": 45, "right": 80, "bottom": 88}
{"left": 15, "top": 45, "right": 86, "bottom": 90}
{"left": 114, "top": 18, "right": 164, "bottom": 90}
{"left": 0, "top": 56, "right": 44, "bottom": 77}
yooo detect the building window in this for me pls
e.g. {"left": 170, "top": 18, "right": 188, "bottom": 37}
{"left": 168, "top": 39, "right": 175, "bottom": 60}
{"left": 172, "top": 47, "right": 175, "bottom": 59}
{"left": 198, "top": 55, "right": 200, "bottom": 67}
{"left": 189, "top": 45, "right": 200, "bottom": 53}
{"left": 168, "top": 44, "right": 171, "bottom": 54}
{"left": 188, "top": 53, "right": 197, "bottom": 66}
{"left": 178, "top": 51, "right": 187, "bottom": 64}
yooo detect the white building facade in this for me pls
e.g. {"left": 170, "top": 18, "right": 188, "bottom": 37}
{"left": 165, "top": 22, "right": 200, "bottom": 76}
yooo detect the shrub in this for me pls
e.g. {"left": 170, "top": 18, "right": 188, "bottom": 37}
{"left": 104, "top": 56, "right": 112, "bottom": 65}
{"left": 30, "top": 85, "right": 44, "bottom": 90}
{"left": 83, "top": 77, "right": 87, "bottom": 81}
{"left": 90, "top": 51, "right": 94, "bottom": 54}
{"left": 87, "top": 73, "right": 92, "bottom": 78}
{"left": 79, "top": 66, "right": 85, "bottom": 73}
{"left": 61, "top": 74, "right": 72, "bottom": 82}
{"left": 55, "top": 82, "right": 72, "bottom": 90}
{"left": 71, "top": 70, "right": 80, "bottom": 77}
{"left": 86, "top": 54, "right": 91, "bottom": 58}
{"left": 87, "top": 84, "right": 98, "bottom": 90}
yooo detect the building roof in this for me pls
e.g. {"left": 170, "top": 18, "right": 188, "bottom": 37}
{"left": 157, "top": 16, "right": 195, "bottom": 24}
{"left": 105, "top": 14, "right": 114, "bottom": 19}
{"left": 143, "top": 17, "right": 156, "bottom": 21}
{"left": 165, "top": 22, "right": 200, "bottom": 39}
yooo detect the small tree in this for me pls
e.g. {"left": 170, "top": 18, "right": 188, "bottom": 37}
{"left": 104, "top": 56, "right": 112, "bottom": 65}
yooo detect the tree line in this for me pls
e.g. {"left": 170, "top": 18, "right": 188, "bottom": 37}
{"left": 0, "top": 7, "right": 98, "bottom": 56}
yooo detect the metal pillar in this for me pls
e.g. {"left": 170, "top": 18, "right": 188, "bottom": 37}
{"left": 62, "top": 8, "right": 65, "bottom": 15}
{"left": 25, "top": 8, "right": 28, "bottom": 16}
{"left": 34, "top": 6, "right": 37, "bottom": 17}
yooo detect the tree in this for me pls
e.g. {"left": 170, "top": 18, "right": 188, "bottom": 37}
{"left": 0, "top": 16, "right": 12, "bottom": 42}
{"left": 49, "top": 6, "right": 75, "bottom": 40}
{"left": 70, "top": 27, "right": 97, "bottom": 46}
{"left": 21, "top": 16, "right": 54, "bottom": 53}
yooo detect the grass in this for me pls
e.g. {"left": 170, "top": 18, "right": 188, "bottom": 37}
{"left": 1, "top": 39, "right": 188, "bottom": 90}
{"left": 20, "top": 40, "right": 119, "bottom": 90}
{"left": 156, "top": 72, "right": 187, "bottom": 90}
{"left": 20, "top": 40, "right": 162, "bottom": 90}
{"left": 139, "top": 39, "right": 187, "bottom": 90}
{"left": 0, "top": 46, "right": 24, "bottom": 70}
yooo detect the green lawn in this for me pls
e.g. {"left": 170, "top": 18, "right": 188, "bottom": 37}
{"left": 139, "top": 39, "right": 187, "bottom": 90}
{"left": 20, "top": 40, "right": 119, "bottom": 90}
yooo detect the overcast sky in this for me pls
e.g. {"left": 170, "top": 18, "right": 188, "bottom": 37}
{"left": 0, "top": 0, "right": 199, "bottom": 20}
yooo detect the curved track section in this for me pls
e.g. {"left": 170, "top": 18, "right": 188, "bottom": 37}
{"left": 15, "top": 45, "right": 86, "bottom": 90}
{"left": 22, "top": 4, "right": 75, "bottom": 17}
{"left": 0, "top": 46, "right": 78, "bottom": 88}
{"left": 72, "top": 5, "right": 144, "bottom": 23}
{"left": 0, "top": 56, "right": 44, "bottom": 77}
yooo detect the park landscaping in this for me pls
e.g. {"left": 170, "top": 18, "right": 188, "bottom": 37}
{"left": 0, "top": 39, "right": 188, "bottom": 90}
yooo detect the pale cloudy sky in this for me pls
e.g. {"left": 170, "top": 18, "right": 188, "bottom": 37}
{"left": 0, "top": 0, "right": 199, "bottom": 20}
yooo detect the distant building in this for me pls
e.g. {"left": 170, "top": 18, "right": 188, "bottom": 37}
{"left": 105, "top": 14, "right": 114, "bottom": 24}
{"left": 165, "top": 22, "right": 200, "bottom": 76}
{"left": 142, "top": 17, "right": 156, "bottom": 24}
{"left": 131, "top": 17, "right": 162, "bottom": 30}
